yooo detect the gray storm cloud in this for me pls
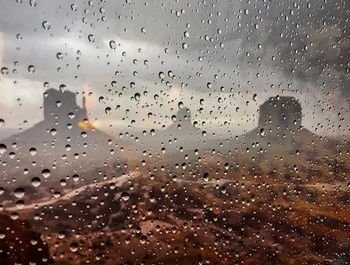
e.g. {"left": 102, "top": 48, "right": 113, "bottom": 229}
{"left": 0, "top": 0, "right": 349, "bottom": 138}
{"left": 238, "top": 0, "right": 350, "bottom": 96}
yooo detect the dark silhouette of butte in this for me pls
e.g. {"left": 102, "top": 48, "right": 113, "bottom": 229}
{"left": 241, "top": 96, "right": 320, "bottom": 140}
{"left": 164, "top": 96, "right": 314, "bottom": 141}
{"left": 162, "top": 96, "right": 318, "bottom": 146}
{"left": 234, "top": 95, "right": 329, "bottom": 159}
{"left": 0, "top": 93, "right": 328, "bottom": 184}
{"left": 0, "top": 89, "right": 119, "bottom": 182}
{"left": 138, "top": 96, "right": 321, "bottom": 160}
{"left": 43, "top": 88, "right": 88, "bottom": 126}
{"left": 258, "top": 96, "right": 302, "bottom": 135}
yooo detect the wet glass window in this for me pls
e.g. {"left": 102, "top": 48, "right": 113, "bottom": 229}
{"left": 0, "top": 0, "right": 349, "bottom": 264}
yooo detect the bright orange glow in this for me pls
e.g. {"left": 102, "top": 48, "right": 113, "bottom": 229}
{"left": 78, "top": 121, "right": 97, "bottom": 131}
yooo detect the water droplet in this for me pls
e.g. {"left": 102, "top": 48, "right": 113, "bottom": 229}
{"left": 16, "top": 200, "right": 25, "bottom": 209}
{"left": 0, "top": 144, "right": 7, "bottom": 155}
{"left": 29, "top": 147, "right": 37, "bottom": 156}
{"left": 42, "top": 21, "right": 51, "bottom": 30}
{"left": 50, "top": 128, "right": 57, "bottom": 136}
{"left": 109, "top": 40, "right": 116, "bottom": 49}
{"left": 72, "top": 174, "right": 79, "bottom": 182}
{"left": 134, "top": 93, "right": 141, "bottom": 101}
{"left": 140, "top": 235, "right": 147, "bottom": 244}
{"left": 10, "top": 212, "right": 19, "bottom": 220}
{"left": 71, "top": 3, "right": 77, "bottom": 11}
{"left": 105, "top": 107, "right": 111, "bottom": 114}
{"left": 29, "top": 0, "right": 37, "bottom": 7}
{"left": 53, "top": 191, "right": 61, "bottom": 198}
{"left": 56, "top": 52, "right": 63, "bottom": 60}
{"left": 59, "top": 84, "right": 66, "bottom": 92}
{"left": 88, "top": 34, "right": 95, "bottom": 42}
{"left": 14, "top": 187, "right": 25, "bottom": 198}
{"left": 121, "top": 192, "right": 129, "bottom": 201}
{"left": 1, "top": 67, "right": 9, "bottom": 75}
{"left": 41, "top": 169, "right": 51, "bottom": 179}
{"left": 68, "top": 112, "right": 75, "bottom": 119}
{"left": 31, "top": 177, "right": 41, "bottom": 187}
{"left": 260, "top": 128, "right": 265, "bottom": 136}
{"left": 58, "top": 231, "right": 66, "bottom": 239}
{"left": 70, "top": 242, "right": 79, "bottom": 252}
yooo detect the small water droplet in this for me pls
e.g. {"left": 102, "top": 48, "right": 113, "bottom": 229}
{"left": 42, "top": 21, "right": 51, "bottom": 30}
{"left": 109, "top": 40, "right": 116, "bottom": 49}
{"left": 88, "top": 34, "right": 95, "bottom": 42}
{"left": 105, "top": 107, "right": 111, "bottom": 114}
{"left": 1, "top": 67, "right": 9, "bottom": 75}
{"left": 29, "top": 0, "right": 37, "bottom": 7}
{"left": 260, "top": 128, "right": 265, "bottom": 136}
{"left": 56, "top": 52, "right": 63, "bottom": 59}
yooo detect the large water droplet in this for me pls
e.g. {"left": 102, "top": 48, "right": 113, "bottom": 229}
{"left": 0, "top": 144, "right": 7, "bottom": 155}
{"left": 14, "top": 187, "right": 25, "bottom": 198}
{"left": 31, "top": 177, "right": 41, "bottom": 187}
{"left": 1, "top": 67, "right": 9, "bottom": 75}
{"left": 70, "top": 242, "right": 79, "bottom": 252}
{"left": 121, "top": 192, "right": 130, "bottom": 202}
{"left": 41, "top": 169, "right": 51, "bottom": 179}
{"left": 29, "top": 147, "right": 37, "bottom": 156}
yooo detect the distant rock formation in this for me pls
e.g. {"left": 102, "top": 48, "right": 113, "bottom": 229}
{"left": 0, "top": 89, "right": 122, "bottom": 189}
{"left": 122, "top": 106, "right": 203, "bottom": 168}
{"left": 237, "top": 95, "right": 320, "bottom": 144}
{"left": 165, "top": 107, "right": 197, "bottom": 136}
{"left": 227, "top": 95, "right": 333, "bottom": 165}
{"left": 258, "top": 96, "right": 303, "bottom": 136}
{"left": 43, "top": 88, "right": 87, "bottom": 126}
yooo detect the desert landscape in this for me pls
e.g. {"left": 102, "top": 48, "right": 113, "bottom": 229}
{"left": 0, "top": 0, "right": 349, "bottom": 264}
{"left": 0, "top": 92, "right": 349, "bottom": 264}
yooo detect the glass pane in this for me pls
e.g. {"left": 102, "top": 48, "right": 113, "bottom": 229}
{"left": 0, "top": 0, "right": 349, "bottom": 264}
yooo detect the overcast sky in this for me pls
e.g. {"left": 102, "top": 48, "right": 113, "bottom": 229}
{"left": 0, "top": 0, "right": 349, "bottom": 139}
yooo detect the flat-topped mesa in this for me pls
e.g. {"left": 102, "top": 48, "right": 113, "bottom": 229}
{"left": 258, "top": 96, "right": 302, "bottom": 135}
{"left": 43, "top": 88, "right": 87, "bottom": 125}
